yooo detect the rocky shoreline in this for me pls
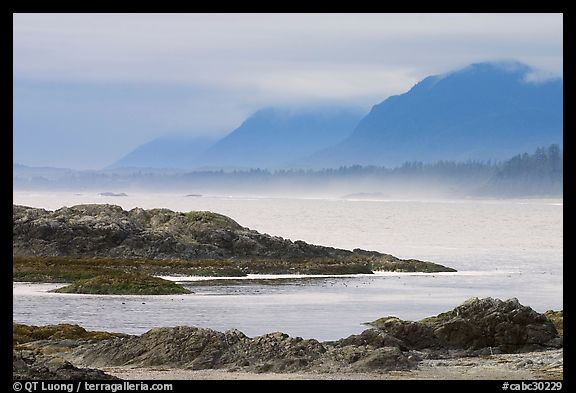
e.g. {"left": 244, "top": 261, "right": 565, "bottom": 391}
{"left": 13, "top": 204, "right": 455, "bottom": 277}
{"left": 13, "top": 297, "right": 563, "bottom": 380}
{"left": 12, "top": 205, "right": 562, "bottom": 380}
{"left": 99, "top": 348, "right": 564, "bottom": 380}
{"left": 14, "top": 203, "right": 455, "bottom": 295}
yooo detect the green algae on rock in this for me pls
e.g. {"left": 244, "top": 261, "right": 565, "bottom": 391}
{"left": 13, "top": 323, "right": 127, "bottom": 346}
{"left": 13, "top": 255, "right": 246, "bottom": 283}
{"left": 51, "top": 272, "right": 191, "bottom": 295}
{"left": 544, "top": 310, "right": 563, "bottom": 336}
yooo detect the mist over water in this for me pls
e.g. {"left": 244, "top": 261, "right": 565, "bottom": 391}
{"left": 12, "top": 191, "right": 562, "bottom": 340}
{"left": 13, "top": 15, "right": 563, "bottom": 343}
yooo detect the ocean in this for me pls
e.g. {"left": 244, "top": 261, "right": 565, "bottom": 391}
{"left": 12, "top": 191, "right": 563, "bottom": 340}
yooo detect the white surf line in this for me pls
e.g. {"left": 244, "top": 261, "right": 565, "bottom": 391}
{"left": 156, "top": 274, "right": 375, "bottom": 282}
{"left": 12, "top": 282, "right": 69, "bottom": 295}
{"left": 156, "top": 270, "right": 516, "bottom": 282}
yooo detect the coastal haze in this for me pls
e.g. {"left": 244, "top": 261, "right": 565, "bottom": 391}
{"left": 13, "top": 13, "right": 563, "bottom": 379}
{"left": 14, "top": 14, "right": 562, "bottom": 170}
{"left": 14, "top": 61, "right": 563, "bottom": 198}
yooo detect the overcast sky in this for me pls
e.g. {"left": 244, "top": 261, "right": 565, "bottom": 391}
{"left": 13, "top": 13, "right": 563, "bottom": 169}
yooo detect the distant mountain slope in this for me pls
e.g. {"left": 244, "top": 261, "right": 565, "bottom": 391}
{"left": 306, "top": 62, "right": 563, "bottom": 168}
{"left": 196, "top": 107, "right": 364, "bottom": 169}
{"left": 109, "top": 135, "right": 216, "bottom": 170}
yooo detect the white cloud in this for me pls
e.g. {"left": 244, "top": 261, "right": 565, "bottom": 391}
{"left": 252, "top": 67, "right": 420, "bottom": 104}
{"left": 13, "top": 13, "right": 563, "bottom": 87}
{"left": 12, "top": 13, "right": 563, "bottom": 168}
{"left": 523, "top": 69, "right": 562, "bottom": 84}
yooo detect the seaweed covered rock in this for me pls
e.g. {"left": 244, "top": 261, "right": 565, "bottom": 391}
{"left": 544, "top": 310, "right": 563, "bottom": 336}
{"left": 13, "top": 323, "right": 126, "bottom": 345}
{"left": 52, "top": 272, "right": 191, "bottom": 295}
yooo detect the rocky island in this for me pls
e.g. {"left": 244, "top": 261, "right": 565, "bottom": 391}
{"left": 13, "top": 204, "right": 455, "bottom": 294}
{"left": 52, "top": 272, "right": 191, "bottom": 295}
{"left": 13, "top": 298, "right": 563, "bottom": 380}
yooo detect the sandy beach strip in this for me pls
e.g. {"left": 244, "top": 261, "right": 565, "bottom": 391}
{"left": 102, "top": 349, "right": 563, "bottom": 380}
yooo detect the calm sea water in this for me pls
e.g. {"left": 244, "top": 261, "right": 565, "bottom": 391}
{"left": 12, "top": 191, "right": 563, "bottom": 340}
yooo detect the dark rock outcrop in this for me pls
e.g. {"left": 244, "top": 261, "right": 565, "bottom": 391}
{"left": 14, "top": 298, "right": 562, "bottom": 378}
{"left": 431, "top": 298, "right": 560, "bottom": 352}
{"left": 334, "top": 328, "right": 408, "bottom": 350}
{"left": 73, "top": 326, "right": 330, "bottom": 373}
{"left": 323, "top": 345, "right": 415, "bottom": 372}
{"left": 367, "top": 317, "right": 442, "bottom": 350}
{"left": 70, "top": 325, "right": 415, "bottom": 373}
{"left": 368, "top": 297, "right": 562, "bottom": 354}
{"left": 13, "top": 204, "right": 455, "bottom": 273}
{"left": 13, "top": 350, "right": 118, "bottom": 380}
{"left": 349, "top": 347, "right": 413, "bottom": 371}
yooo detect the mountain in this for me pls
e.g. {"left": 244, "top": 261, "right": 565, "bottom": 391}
{"left": 195, "top": 107, "right": 364, "bottom": 169}
{"left": 305, "top": 62, "right": 563, "bottom": 168}
{"left": 109, "top": 135, "right": 217, "bottom": 170}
